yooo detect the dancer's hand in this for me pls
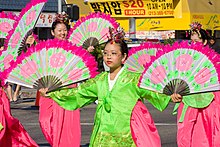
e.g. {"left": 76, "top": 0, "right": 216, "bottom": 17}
{"left": 87, "top": 46, "right": 94, "bottom": 52}
{"left": 171, "top": 93, "right": 182, "bottom": 103}
{"left": 39, "top": 88, "right": 49, "bottom": 97}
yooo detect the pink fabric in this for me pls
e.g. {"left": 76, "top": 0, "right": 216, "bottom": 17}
{"left": 130, "top": 100, "right": 161, "bottom": 147}
{"left": 39, "top": 96, "right": 81, "bottom": 147}
{"left": 177, "top": 92, "right": 220, "bottom": 147}
{"left": 0, "top": 88, "right": 38, "bottom": 147}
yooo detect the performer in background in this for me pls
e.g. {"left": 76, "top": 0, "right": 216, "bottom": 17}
{"left": 38, "top": 13, "right": 81, "bottom": 147}
{"left": 0, "top": 38, "right": 38, "bottom": 147}
{"left": 175, "top": 22, "right": 220, "bottom": 147}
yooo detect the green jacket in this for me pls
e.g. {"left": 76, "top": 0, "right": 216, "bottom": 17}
{"left": 49, "top": 69, "right": 170, "bottom": 146}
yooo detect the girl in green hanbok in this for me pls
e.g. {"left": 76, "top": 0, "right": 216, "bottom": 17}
{"left": 39, "top": 28, "right": 181, "bottom": 147}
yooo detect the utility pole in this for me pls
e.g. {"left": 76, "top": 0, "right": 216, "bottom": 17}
{"left": 129, "top": 17, "right": 136, "bottom": 39}
{"left": 58, "top": 0, "right": 62, "bottom": 13}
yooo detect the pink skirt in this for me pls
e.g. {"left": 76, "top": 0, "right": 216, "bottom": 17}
{"left": 130, "top": 100, "right": 161, "bottom": 147}
{"left": 0, "top": 88, "right": 38, "bottom": 147}
{"left": 39, "top": 96, "right": 81, "bottom": 147}
{"left": 177, "top": 92, "right": 220, "bottom": 147}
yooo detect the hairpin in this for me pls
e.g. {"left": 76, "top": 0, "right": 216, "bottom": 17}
{"left": 190, "top": 22, "right": 202, "bottom": 31}
{"left": 55, "top": 12, "right": 69, "bottom": 24}
{"left": 189, "top": 22, "right": 203, "bottom": 38}
{"left": 108, "top": 26, "right": 125, "bottom": 44}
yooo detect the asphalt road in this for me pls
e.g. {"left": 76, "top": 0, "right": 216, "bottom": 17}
{"left": 10, "top": 97, "right": 178, "bottom": 147}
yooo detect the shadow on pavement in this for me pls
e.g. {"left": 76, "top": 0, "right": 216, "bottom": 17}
{"left": 38, "top": 143, "right": 51, "bottom": 147}
{"left": 81, "top": 143, "right": 89, "bottom": 147}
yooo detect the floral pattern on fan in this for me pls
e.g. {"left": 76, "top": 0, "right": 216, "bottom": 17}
{"left": 124, "top": 42, "right": 161, "bottom": 73}
{"left": 139, "top": 41, "right": 220, "bottom": 96}
{"left": 88, "top": 22, "right": 98, "bottom": 32}
{"left": 0, "top": 22, "right": 13, "bottom": 33}
{"left": 26, "top": 10, "right": 36, "bottom": 26}
{"left": 68, "top": 12, "right": 119, "bottom": 49}
{"left": 176, "top": 54, "right": 193, "bottom": 71}
{"left": 50, "top": 53, "right": 66, "bottom": 68}
{"left": 70, "top": 32, "right": 83, "bottom": 45}
{"left": 138, "top": 54, "right": 151, "bottom": 66}
{"left": 68, "top": 68, "right": 83, "bottom": 81}
{"left": 0, "top": 12, "right": 17, "bottom": 39}
{"left": 3, "top": 54, "right": 14, "bottom": 69}
{"left": 1, "top": 39, "right": 99, "bottom": 92}
{"left": 151, "top": 65, "right": 166, "bottom": 84}
{"left": 21, "top": 61, "right": 38, "bottom": 78}
{"left": 194, "top": 68, "right": 211, "bottom": 84}
{"left": 100, "top": 28, "right": 109, "bottom": 41}
{"left": 11, "top": 32, "right": 21, "bottom": 48}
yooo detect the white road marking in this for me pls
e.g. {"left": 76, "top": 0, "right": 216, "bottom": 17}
{"left": 155, "top": 123, "right": 176, "bottom": 126}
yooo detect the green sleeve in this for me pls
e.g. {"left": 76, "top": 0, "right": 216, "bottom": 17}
{"left": 139, "top": 88, "right": 171, "bottom": 111}
{"left": 0, "top": 123, "right": 3, "bottom": 131}
{"left": 49, "top": 77, "right": 98, "bottom": 110}
{"left": 182, "top": 92, "right": 214, "bottom": 108}
{"left": 174, "top": 92, "right": 214, "bottom": 122}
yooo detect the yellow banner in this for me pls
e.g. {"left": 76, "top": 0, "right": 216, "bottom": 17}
{"left": 119, "top": 13, "right": 220, "bottom": 31}
{"left": 88, "top": 0, "right": 174, "bottom": 17}
{"left": 191, "top": 14, "right": 220, "bottom": 30}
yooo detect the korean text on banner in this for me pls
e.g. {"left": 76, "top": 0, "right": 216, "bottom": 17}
{"left": 88, "top": 0, "right": 174, "bottom": 17}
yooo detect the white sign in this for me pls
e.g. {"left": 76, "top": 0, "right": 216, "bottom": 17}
{"left": 10, "top": 12, "right": 56, "bottom": 28}
{"left": 126, "top": 30, "right": 175, "bottom": 40}
{"left": 36, "top": 13, "right": 56, "bottom": 27}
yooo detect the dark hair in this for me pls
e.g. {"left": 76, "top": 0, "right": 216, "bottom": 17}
{"left": 18, "top": 30, "right": 35, "bottom": 56}
{"left": 21, "top": 30, "right": 33, "bottom": 46}
{"left": 51, "top": 13, "right": 70, "bottom": 32}
{"left": 0, "top": 38, "right": 5, "bottom": 48}
{"left": 51, "top": 21, "right": 70, "bottom": 32}
{"left": 209, "top": 35, "right": 215, "bottom": 40}
{"left": 199, "top": 29, "right": 209, "bottom": 42}
{"left": 191, "top": 28, "right": 209, "bottom": 43}
{"left": 105, "top": 39, "right": 128, "bottom": 59}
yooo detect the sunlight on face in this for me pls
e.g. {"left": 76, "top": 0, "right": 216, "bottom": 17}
{"left": 51, "top": 23, "right": 68, "bottom": 40}
{"left": 209, "top": 39, "right": 215, "bottom": 45}
{"left": 103, "top": 43, "right": 126, "bottom": 71}
{"left": 0, "top": 46, "right": 3, "bottom": 51}
{"left": 26, "top": 34, "right": 35, "bottom": 45}
{"left": 191, "top": 33, "right": 202, "bottom": 44}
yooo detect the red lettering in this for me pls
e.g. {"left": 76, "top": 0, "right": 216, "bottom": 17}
{"left": 122, "top": 1, "right": 129, "bottom": 7}
{"left": 124, "top": 9, "right": 145, "bottom": 15}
